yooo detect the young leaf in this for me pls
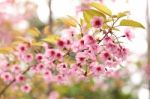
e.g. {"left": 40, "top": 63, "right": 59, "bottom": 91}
{"left": 27, "top": 27, "right": 40, "bottom": 37}
{"left": 89, "top": 2, "right": 112, "bottom": 16}
{"left": 117, "top": 11, "right": 129, "bottom": 18}
{"left": 42, "top": 34, "right": 60, "bottom": 44}
{"left": 43, "top": 26, "right": 51, "bottom": 35}
{"left": 31, "top": 42, "right": 43, "bottom": 47}
{"left": 119, "top": 19, "right": 145, "bottom": 29}
{"left": 83, "top": 9, "right": 106, "bottom": 28}
{"left": 0, "top": 47, "right": 13, "bottom": 54}
{"left": 60, "top": 17, "right": 77, "bottom": 27}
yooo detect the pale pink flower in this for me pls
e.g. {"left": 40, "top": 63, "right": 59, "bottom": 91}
{"left": 103, "top": 36, "right": 113, "bottom": 44}
{"left": 15, "top": 74, "right": 25, "bottom": 83}
{"left": 100, "top": 51, "right": 111, "bottom": 61}
{"left": 23, "top": 53, "right": 33, "bottom": 63}
{"left": 35, "top": 53, "right": 43, "bottom": 62}
{"left": 1, "top": 72, "right": 13, "bottom": 82}
{"left": 43, "top": 70, "right": 53, "bottom": 83}
{"left": 92, "top": 65, "right": 105, "bottom": 76}
{"left": 84, "top": 35, "right": 96, "bottom": 45}
{"left": 106, "top": 42, "right": 118, "bottom": 54}
{"left": 16, "top": 43, "right": 27, "bottom": 53}
{"left": 76, "top": 5, "right": 89, "bottom": 14}
{"left": 124, "top": 29, "right": 134, "bottom": 40}
{"left": 36, "top": 63, "right": 45, "bottom": 72}
{"left": 76, "top": 52, "right": 87, "bottom": 64}
{"left": 48, "top": 91, "right": 60, "bottom": 99}
{"left": 11, "top": 65, "right": 21, "bottom": 74}
{"left": 66, "top": 27, "right": 76, "bottom": 37}
{"left": 21, "top": 84, "right": 31, "bottom": 93}
{"left": 116, "top": 47, "right": 128, "bottom": 59}
{"left": 91, "top": 16, "right": 103, "bottom": 28}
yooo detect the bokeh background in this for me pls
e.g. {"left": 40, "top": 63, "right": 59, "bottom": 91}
{"left": 0, "top": 0, "right": 149, "bottom": 99}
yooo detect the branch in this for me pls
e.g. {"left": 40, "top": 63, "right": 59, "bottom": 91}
{"left": 0, "top": 65, "right": 32, "bottom": 97}
{"left": 49, "top": 0, "right": 53, "bottom": 33}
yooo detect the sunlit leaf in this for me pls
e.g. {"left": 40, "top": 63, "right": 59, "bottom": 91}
{"left": 27, "top": 27, "right": 41, "bottom": 37}
{"left": 60, "top": 16, "right": 77, "bottom": 27}
{"left": 117, "top": 11, "right": 129, "bottom": 18}
{"left": 31, "top": 41, "right": 43, "bottom": 47}
{"left": 42, "top": 34, "right": 60, "bottom": 44}
{"left": 89, "top": 2, "right": 112, "bottom": 16}
{"left": 119, "top": 19, "right": 145, "bottom": 29}
{"left": 0, "top": 47, "right": 13, "bottom": 54}
{"left": 14, "top": 36, "right": 28, "bottom": 42}
{"left": 43, "top": 25, "right": 51, "bottom": 35}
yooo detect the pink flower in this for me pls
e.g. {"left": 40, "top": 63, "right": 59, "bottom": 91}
{"left": 84, "top": 35, "right": 96, "bottom": 45}
{"left": 106, "top": 42, "right": 118, "bottom": 54}
{"left": 124, "top": 29, "right": 134, "bottom": 40}
{"left": 35, "top": 53, "right": 43, "bottom": 62}
{"left": 76, "top": 52, "right": 86, "bottom": 64}
{"left": 116, "top": 47, "right": 128, "bottom": 59}
{"left": 92, "top": 65, "right": 105, "bottom": 76}
{"left": 91, "top": 16, "right": 103, "bottom": 28}
{"left": 21, "top": 84, "right": 31, "bottom": 93}
{"left": 43, "top": 70, "right": 53, "bottom": 83}
{"left": 15, "top": 74, "right": 25, "bottom": 83}
{"left": 100, "top": 51, "right": 111, "bottom": 61}
{"left": 55, "top": 51, "right": 63, "bottom": 62}
{"left": 66, "top": 27, "right": 76, "bottom": 37}
{"left": 57, "top": 39, "right": 65, "bottom": 48}
{"left": 76, "top": 5, "right": 89, "bottom": 14}
{"left": 23, "top": 53, "right": 33, "bottom": 63}
{"left": 46, "top": 49, "right": 56, "bottom": 58}
{"left": 11, "top": 65, "right": 21, "bottom": 74}
{"left": 36, "top": 63, "right": 45, "bottom": 72}
{"left": 1, "top": 72, "right": 13, "bottom": 82}
{"left": 16, "top": 43, "right": 27, "bottom": 53}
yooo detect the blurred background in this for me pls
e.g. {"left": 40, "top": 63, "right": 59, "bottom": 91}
{"left": 0, "top": 0, "right": 149, "bottom": 99}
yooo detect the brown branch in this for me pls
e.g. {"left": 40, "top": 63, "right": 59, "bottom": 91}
{"left": 49, "top": 0, "right": 53, "bottom": 33}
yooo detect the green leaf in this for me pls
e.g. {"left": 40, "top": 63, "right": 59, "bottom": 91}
{"left": 60, "top": 16, "right": 77, "bottom": 27}
{"left": 89, "top": 2, "right": 112, "bottom": 16}
{"left": 42, "top": 34, "right": 60, "bottom": 44}
{"left": 27, "top": 27, "right": 40, "bottom": 37}
{"left": 83, "top": 9, "right": 106, "bottom": 28}
{"left": 119, "top": 19, "right": 145, "bottom": 29}
{"left": 117, "top": 11, "right": 129, "bottom": 18}
{"left": 0, "top": 47, "right": 13, "bottom": 54}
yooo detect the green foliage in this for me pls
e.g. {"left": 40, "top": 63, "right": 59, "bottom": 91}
{"left": 89, "top": 2, "right": 112, "bottom": 16}
{"left": 119, "top": 19, "right": 145, "bottom": 29}
{"left": 42, "top": 34, "right": 60, "bottom": 44}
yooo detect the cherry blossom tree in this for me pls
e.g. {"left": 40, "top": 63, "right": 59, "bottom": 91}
{"left": 0, "top": 0, "right": 144, "bottom": 98}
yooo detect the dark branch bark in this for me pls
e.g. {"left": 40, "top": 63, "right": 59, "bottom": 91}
{"left": 49, "top": 0, "right": 53, "bottom": 33}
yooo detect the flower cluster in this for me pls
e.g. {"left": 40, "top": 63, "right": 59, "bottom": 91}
{"left": 0, "top": 1, "right": 143, "bottom": 95}
{"left": 0, "top": 22, "right": 131, "bottom": 93}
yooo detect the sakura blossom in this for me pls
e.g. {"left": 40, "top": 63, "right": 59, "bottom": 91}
{"left": 91, "top": 16, "right": 104, "bottom": 28}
